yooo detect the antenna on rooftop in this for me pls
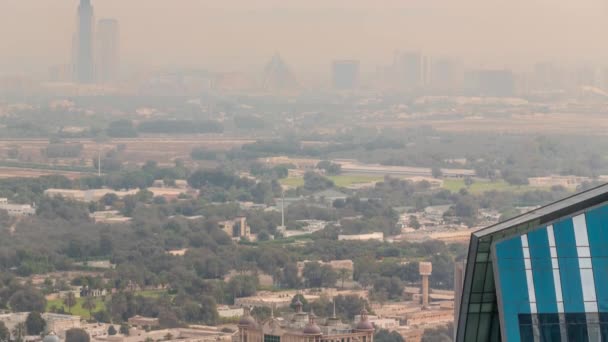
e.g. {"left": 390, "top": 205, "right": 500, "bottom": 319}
{"left": 281, "top": 188, "right": 285, "bottom": 228}
{"left": 332, "top": 299, "right": 337, "bottom": 318}
{"left": 97, "top": 145, "right": 101, "bottom": 177}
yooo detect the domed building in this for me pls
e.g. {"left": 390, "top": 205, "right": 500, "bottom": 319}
{"left": 354, "top": 310, "right": 374, "bottom": 332}
{"left": 237, "top": 302, "right": 374, "bottom": 342}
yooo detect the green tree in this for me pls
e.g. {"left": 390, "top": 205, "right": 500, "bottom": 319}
{"left": 421, "top": 323, "right": 453, "bottom": 342}
{"left": 12, "top": 323, "right": 26, "bottom": 342}
{"left": 106, "top": 120, "right": 137, "bottom": 138}
{"left": 317, "top": 161, "right": 342, "bottom": 176}
{"left": 464, "top": 177, "right": 474, "bottom": 187}
{"left": 303, "top": 172, "right": 334, "bottom": 191}
{"left": 0, "top": 321, "right": 10, "bottom": 342}
{"left": 82, "top": 296, "right": 97, "bottom": 320}
{"left": 432, "top": 167, "right": 443, "bottom": 179}
{"left": 63, "top": 292, "right": 77, "bottom": 314}
{"left": 409, "top": 215, "right": 421, "bottom": 229}
{"left": 290, "top": 294, "right": 309, "bottom": 311}
{"left": 65, "top": 328, "right": 90, "bottom": 342}
{"left": 302, "top": 262, "right": 338, "bottom": 288}
{"left": 9, "top": 288, "right": 47, "bottom": 312}
{"left": 281, "top": 263, "right": 301, "bottom": 289}
{"left": 25, "top": 312, "right": 46, "bottom": 335}
{"left": 374, "top": 329, "right": 404, "bottom": 342}
{"left": 338, "top": 269, "right": 352, "bottom": 289}
{"left": 200, "top": 296, "right": 219, "bottom": 325}
{"left": 119, "top": 324, "right": 130, "bottom": 336}
{"left": 158, "top": 309, "right": 180, "bottom": 328}
{"left": 251, "top": 307, "right": 271, "bottom": 321}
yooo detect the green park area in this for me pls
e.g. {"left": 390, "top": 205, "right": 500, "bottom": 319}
{"left": 46, "top": 297, "right": 106, "bottom": 320}
{"left": 45, "top": 290, "right": 166, "bottom": 319}
{"left": 280, "top": 174, "right": 383, "bottom": 188}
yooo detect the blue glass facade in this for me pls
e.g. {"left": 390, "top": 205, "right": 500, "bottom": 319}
{"left": 494, "top": 206, "right": 608, "bottom": 341}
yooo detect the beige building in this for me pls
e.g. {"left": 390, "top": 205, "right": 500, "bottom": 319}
{"left": 0, "top": 198, "right": 35, "bottom": 216}
{"left": 403, "top": 309, "right": 453, "bottom": 326}
{"left": 237, "top": 302, "right": 374, "bottom": 342}
{"left": 217, "top": 306, "right": 245, "bottom": 318}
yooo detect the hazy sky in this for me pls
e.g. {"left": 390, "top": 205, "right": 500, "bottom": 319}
{"left": 1, "top": 0, "right": 607, "bottom": 76}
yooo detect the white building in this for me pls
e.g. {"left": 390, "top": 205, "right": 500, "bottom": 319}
{"left": 0, "top": 198, "right": 35, "bottom": 216}
{"left": 338, "top": 232, "right": 384, "bottom": 241}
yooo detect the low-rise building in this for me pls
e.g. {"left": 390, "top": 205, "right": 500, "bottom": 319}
{"left": 0, "top": 198, "right": 35, "bottom": 216}
{"left": 338, "top": 232, "right": 384, "bottom": 241}
{"left": 404, "top": 309, "right": 453, "bottom": 326}
{"left": 217, "top": 305, "right": 244, "bottom": 318}
{"left": 90, "top": 211, "right": 131, "bottom": 224}
{"left": 219, "top": 217, "right": 251, "bottom": 240}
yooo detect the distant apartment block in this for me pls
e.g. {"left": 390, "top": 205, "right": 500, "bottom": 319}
{"left": 96, "top": 18, "right": 120, "bottom": 83}
{"left": 464, "top": 69, "right": 515, "bottom": 97}
{"left": 332, "top": 60, "right": 360, "bottom": 90}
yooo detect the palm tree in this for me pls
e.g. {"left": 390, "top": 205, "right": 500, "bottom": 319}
{"left": 82, "top": 296, "right": 97, "bottom": 321}
{"left": 63, "top": 292, "right": 77, "bottom": 314}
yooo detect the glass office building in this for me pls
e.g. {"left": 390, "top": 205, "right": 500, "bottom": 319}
{"left": 456, "top": 184, "right": 608, "bottom": 341}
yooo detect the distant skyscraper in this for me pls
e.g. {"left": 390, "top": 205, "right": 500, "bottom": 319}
{"left": 74, "top": 0, "right": 95, "bottom": 83}
{"left": 96, "top": 19, "right": 119, "bottom": 83}
{"left": 332, "top": 60, "right": 359, "bottom": 90}
{"left": 431, "top": 58, "right": 463, "bottom": 94}
{"left": 399, "top": 51, "right": 423, "bottom": 89}
{"left": 464, "top": 69, "right": 515, "bottom": 97}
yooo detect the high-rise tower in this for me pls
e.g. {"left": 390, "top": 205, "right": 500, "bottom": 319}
{"left": 75, "top": 0, "right": 95, "bottom": 83}
{"left": 96, "top": 19, "right": 119, "bottom": 83}
{"left": 332, "top": 60, "right": 360, "bottom": 90}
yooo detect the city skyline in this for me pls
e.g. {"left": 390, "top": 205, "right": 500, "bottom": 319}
{"left": 2, "top": 0, "right": 608, "bottom": 78}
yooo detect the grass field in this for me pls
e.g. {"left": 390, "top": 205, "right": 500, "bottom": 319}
{"left": 45, "top": 290, "right": 167, "bottom": 319}
{"left": 280, "top": 174, "right": 383, "bottom": 188}
{"left": 46, "top": 297, "right": 106, "bottom": 320}
{"left": 443, "top": 179, "right": 541, "bottom": 194}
